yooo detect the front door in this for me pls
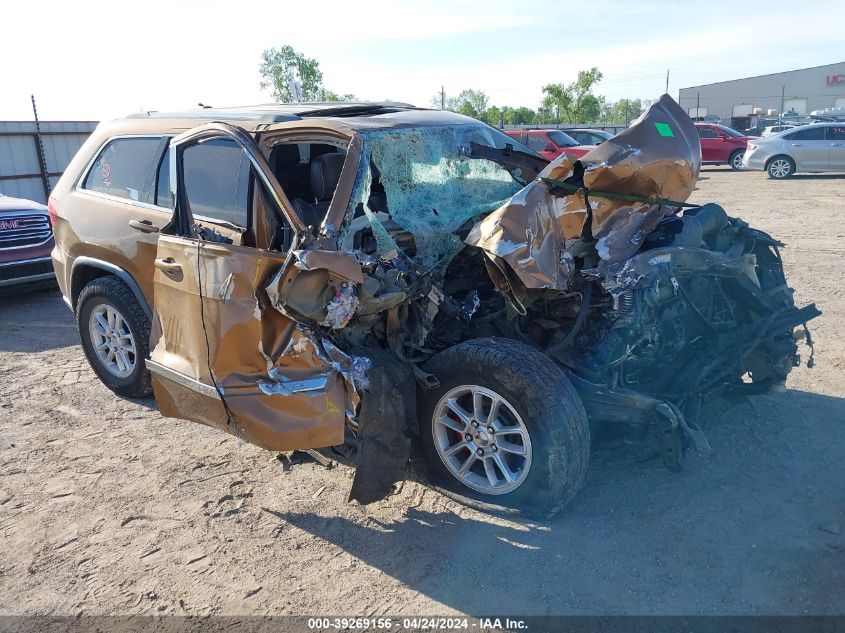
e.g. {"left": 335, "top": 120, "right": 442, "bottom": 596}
{"left": 525, "top": 132, "right": 558, "bottom": 161}
{"left": 146, "top": 123, "right": 353, "bottom": 451}
{"left": 785, "top": 126, "right": 829, "bottom": 169}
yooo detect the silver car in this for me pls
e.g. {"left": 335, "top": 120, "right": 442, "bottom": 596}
{"left": 742, "top": 122, "right": 845, "bottom": 178}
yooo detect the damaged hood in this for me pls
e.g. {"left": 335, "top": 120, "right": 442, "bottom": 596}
{"left": 466, "top": 95, "right": 701, "bottom": 291}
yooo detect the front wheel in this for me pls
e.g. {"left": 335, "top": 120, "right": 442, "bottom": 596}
{"left": 418, "top": 338, "right": 590, "bottom": 518}
{"left": 767, "top": 156, "right": 795, "bottom": 179}
{"left": 729, "top": 150, "right": 745, "bottom": 171}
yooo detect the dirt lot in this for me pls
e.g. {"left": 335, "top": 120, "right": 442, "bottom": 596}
{"left": 1, "top": 169, "right": 843, "bottom": 617}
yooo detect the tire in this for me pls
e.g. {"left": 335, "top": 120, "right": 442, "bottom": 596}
{"left": 76, "top": 276, "right": 152, "bottom": 398}
{"left": 767, "top": 155, "right": 795, "bottom": 179}
{"left": 418, "top": 338, "right": 590, "bottom": 518}
{"left": 729, "top": 150, "right": 745, "bottom": 171}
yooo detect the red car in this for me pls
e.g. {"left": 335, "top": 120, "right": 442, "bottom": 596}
{"left": 695, "top": 123, "right": 750, "bottom": 170}
{"left": 505, "top": 129, "right": 595, "bottom": 161}
{"left": 0, "top": 194, "right": 55, "bottom": 293}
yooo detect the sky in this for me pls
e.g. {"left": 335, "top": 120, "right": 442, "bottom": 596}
{"left": 2, "top": 0, "right": 844, "bottom": 121}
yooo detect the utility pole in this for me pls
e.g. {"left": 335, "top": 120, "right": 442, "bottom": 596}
{"left": 440, "top": 85, "right": 445, "bottom": 110}
{"left": 665, "top": 69, "right": 669, "bottom": 95}
{"left": 779, "top": 84, "right": 785, "bottom": 126}
{"left": 696, "top": 92, "right": 701, "bottom": 120}
{"left": 31, "top": 94, "right": 50, "bottom": 203}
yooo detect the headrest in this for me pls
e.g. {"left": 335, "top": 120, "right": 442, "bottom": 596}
{"left": 310, "top": 152, "right": 345, "bottom": 201}
{"left": 273, "top": 144, "right": 301, "bottom": 168}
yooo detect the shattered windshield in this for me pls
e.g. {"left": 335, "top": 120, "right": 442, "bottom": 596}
{"left": 341, "top": 124, "right": 527, "bottom": 270}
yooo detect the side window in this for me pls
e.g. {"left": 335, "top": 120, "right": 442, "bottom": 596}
{"left": 790, "top": 127, "right": 826, "bottom": 141}
{"left": 82, "top": 137, "right": 161, "bottom": 201}
{"left": 696, "top": 127, "right": 718, "bottom": 139}
{"left": 154, "top": 148, "right": 170, "bottom": 207}
{"left": 182, "top": 139, "right": 251, "bottom": 227}
{"left": 826, "top": 126, "right": 845, "bottom": 141}
{"left": 525, "top": 134, "right": 549, "bottom": 152}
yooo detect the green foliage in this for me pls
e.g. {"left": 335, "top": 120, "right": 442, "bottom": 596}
{"left": 541, "top": 67, "right": 604, "bottom": 124}
{"left": 608, "top": 98, "right": 644, "bottom": 123}
{"left": 259, "top": 45, "right": 356, "bottom": 103}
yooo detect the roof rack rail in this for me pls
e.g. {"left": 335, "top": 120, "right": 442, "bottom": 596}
{"left": 124, "top": 110, "right": 301, "bottom": 123}
{"left": 124, "top": 101, "right": 419, "bottom": 122}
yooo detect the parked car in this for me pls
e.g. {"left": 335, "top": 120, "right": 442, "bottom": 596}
{"left": 761, "top": 124, "right": 796, "bottom": 137}
{"left": 49, "top": 98, "right": 817, "bottom": 516}
{"left": 0, "top": 194, "right": 55, "bottom": 292}
{"left": 742, "top": 122, "right": 845, "bottom": 178}
{"left": 695, "top": 123, "right": 750, "bottom": 170}
{"left": 566, "top": 128, "right": 615, "bottom": 146}
{"left": 505, "top": 129, "right": 594, "bottom": 160}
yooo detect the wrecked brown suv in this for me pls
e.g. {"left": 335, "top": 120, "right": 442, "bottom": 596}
{"left": 50, "top": 97, "right": 818, "bottom": 516}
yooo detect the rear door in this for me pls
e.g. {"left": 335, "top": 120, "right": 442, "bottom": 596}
{"left": 146, "top": 123, "right": 352, "bottom": 451}
{"left": 826, "top": 125, "right": 845, "bottom": 169}
{"left": 696, "top": 125, "right": 721, "bottom": 162}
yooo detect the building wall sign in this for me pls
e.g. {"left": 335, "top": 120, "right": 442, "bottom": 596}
{"left": 827, "top": 75, "right": 845, "bottom": 86}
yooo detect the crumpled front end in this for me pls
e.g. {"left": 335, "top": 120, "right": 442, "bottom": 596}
{"left": 466, "top": 94, "right": 702, "bottom": 294}
{"left": 464, "top": 95, "right": 819, "bottom": 464}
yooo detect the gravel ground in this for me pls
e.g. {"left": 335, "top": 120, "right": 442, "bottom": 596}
{"left": 0, "top": 169, "right": 843, "bottom": 616}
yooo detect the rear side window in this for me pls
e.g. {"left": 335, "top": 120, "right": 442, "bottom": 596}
{"left": 82, "top": 137, "right": 161, "bottom": 201}
{"left": 826, "top": 126, "right": 845, "bottom": 140}
{"left": 182, "top": 138, "right": 251, "bottom": 228}
{"left": 525, "top": 134, "right": 549, "bottom": 152}
{"left": 785, "top": 127, "right": 825, "bottom": 141}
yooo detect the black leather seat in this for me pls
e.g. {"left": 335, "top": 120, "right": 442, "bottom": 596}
{"left": 292, "top": 152, "right": 345, "bottom": 228}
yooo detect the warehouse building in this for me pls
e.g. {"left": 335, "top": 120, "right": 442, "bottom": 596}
{"left": 678, "top": 61, "right": 845, "bottom": 130}
{"left": 0, "top": 121, "right": 96, "bottom": 204}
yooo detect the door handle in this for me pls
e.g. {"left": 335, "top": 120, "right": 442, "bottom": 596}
{"left": 790, "top": 143, "right": 804, "bottom": 147}
{"left": 154, "top": 257, "right": 182, "bottom": 276}
{"left": 831, "top": 143, "right": 845, "bottom": 147}
{"left": 129, "top": 219, "right": 160, "bottom": 233}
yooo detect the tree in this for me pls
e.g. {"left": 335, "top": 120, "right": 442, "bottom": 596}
{"left": 259, "top": 45, "right": 355, "bottom": 102}
{"left": 504, "top": 106, "right": 536, "bottom": 125}
{"left": 541, "top": 83, "right": 572, "bottom": 124}
{"left": 431, "top": 88, "right": 491, "bottom": 121}
{"left": 609, "top": 98, "right": 644, "bottom": 124}
{"left": 579, "top": 94, "right": 602, "bottom": 123}
{"left": 484, "top": 106, "right": 503, "bottom": 127}
{"left": 570, "top": 67, "right": 603, "bottom": 122}
{"left": 541, "top": 67, "right": 604, "bottom": 123}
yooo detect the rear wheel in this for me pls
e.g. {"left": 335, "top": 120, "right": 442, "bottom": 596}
{"left": 767, "top": 156, "right": 795, "bottom": 179}
{"left": 77, "top": 276, "right": 152, "bottom": 398}
{"left": 418, "top": 338, "right": 590, "bottom": 517}
{"left": 729, "top": 150, "right": 745, "bottom": 171}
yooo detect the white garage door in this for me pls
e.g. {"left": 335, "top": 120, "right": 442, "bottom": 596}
{"left": 835, "top": 97, "right": 845, "bottom": 109}
{"left": 783, "top": 98, "right": 807, "bottom": 115}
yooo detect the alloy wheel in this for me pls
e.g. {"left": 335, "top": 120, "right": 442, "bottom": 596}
{"left": 88, "top": 303, "right": 137, "bottom": 378}
{"left": 770, "top": 159, "right": 791, "bottom": 178}
{"left": 732, "top": 152, "right": 745, "bottom": 170}
{"left": 432, "top": 385, "right": 532, "bottom": 495}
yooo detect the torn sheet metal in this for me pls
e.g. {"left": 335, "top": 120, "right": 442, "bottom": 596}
{"left": 465, "top": 95, "right": 701, "bottom": 291}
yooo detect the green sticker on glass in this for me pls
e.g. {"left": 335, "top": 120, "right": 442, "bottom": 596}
{"left": 655, "top": 122, "right": 674, "bottom": 137}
